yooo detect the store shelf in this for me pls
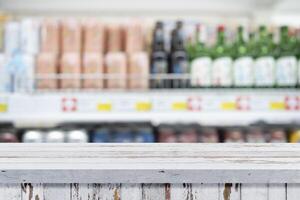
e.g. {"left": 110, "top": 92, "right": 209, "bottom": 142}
{"left": 0, "top": 89, "right": 299, "bottom": 127}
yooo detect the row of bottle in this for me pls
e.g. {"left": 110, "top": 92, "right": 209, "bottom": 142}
{"left": 1, "top": 123, "right": 300, "bottom": 143}
{"left": 151, "top": 22, "right": 300, "bottom": 88}
{"left": 2, "top": 18, "right": 300, "bottom": 92}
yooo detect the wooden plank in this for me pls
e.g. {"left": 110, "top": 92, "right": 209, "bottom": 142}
{"left": 142, "top": 184, "right": 166, "bottom": 200}
{"left": 220, "top": 183, "right": 240, "bottom": 200}
{"left": 0, "top": 144, "right": 300, "bottom": 183}
{"left": 43, "top": 184, "right": 71, "bottom": 200}
{"left": 268, "top": 184, "right": 286, "bottom": 200}
{"left": 191, "top": 184, "right": 219, "bottom": 200}
{"left": 121, "top": 184, "right": 142, "bottom": 200}
{"left": 98, "top": 184, "right": 121, "bottom": 200}
{"left": 0, "top": 184, "right": 21, "bottom": 200}
{"left": 241, "top": 184, "right": 268, "bottom": 200}
{"left": 21, "top": 183, "right": 44, "bottom": 200}
{"left": 170, "top": 184, "right": 193, "bottom": 200}
{"left": 287, "top": 184, "right": 299, "bottom": 200}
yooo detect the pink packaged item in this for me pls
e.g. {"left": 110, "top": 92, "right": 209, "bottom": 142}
{"left": 60, "top": 53, "right": 81, "bottom": 89}
{"left": 105, "top": 52, "right": 127, "bottom": 89}
{"left": 82, "top": 53, "right": 104, "bottom": 89}
{"left": 36, "top": 53, "right": 58, "bottom": 90}
{"left": 83, "top": 20, "right": 105, "bottom": 54}
{"left": 61, "top": 19, "right": 82, "bottom": 53}
{"left": 128, "top": 52, "right": 149, "bottom": 89}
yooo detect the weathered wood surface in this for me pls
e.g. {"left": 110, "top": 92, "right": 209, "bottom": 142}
{"left": 0, "top": 183, "right": 298, "bottom": 200}
{"left": 1, "top": 143, "right": 300, "bottom": 183}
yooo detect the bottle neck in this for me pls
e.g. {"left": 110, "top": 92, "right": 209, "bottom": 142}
{"left": 217, "top": 31, "right": 225, "bottom": 45}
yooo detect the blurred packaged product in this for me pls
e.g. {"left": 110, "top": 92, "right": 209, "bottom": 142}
{"left": 20, "top": 18, "right": 40, "bottom": 55}
{"left": 4, "top": 21, "right": 21, "bottom": 55}
{"left": 60, "top": 53, "right": 81, "bottom": 89}
{"left": 105, "top": 52, "right": 127, "bottom": 89}
{"left": 113, "top": 126, "right": 133, "bottom": 143}
{"left": 290, "top": 129, "right": 300, "bottom": 143}
{"left": 211, "top": 25, "right": 233, "bottom": 87}
{"left": 92, "top": 127, "right": 111, "bottom": 143}
{"left": 0, "top": 14, "right": 8, "bottom": 52}
{"left": 134, "top": 125, "right": 154, "bottom": 143}
{"left": 232, "top": 26, "right": 254, "bottom": 87}
{"left": 40, "top": 19, "right": 61, "bottom": 54}
{"left": 269, "top": 128, "right": 287, "bottom": 143}
{"left": 67, "top": 130, "right": 89, "bottom": 143}
{"left": 12, "top": 53, "right": 35, "bottom": 93}
{"left": 61, "top": 19, "right": 82, "bottom": 53}
{"left": 125, "top": 21, "right": 145, "bottom": 53}
{"left": 177, "top": 125, "right": 198, "bottom": 143}
{"left": 224, "top": 128, "right": 245, "bottom": 143}
{"left": 107, "top": 24, "right": 123, "bottom": 52}
{"left": 46, "top": 130, "right": 65, "bottom": 143}
{"left": 158, "top": 124, "right": 177, "bottom": 143}
{"left": 82, "top": 53, "right": 104, "bottom": 89}
{"left": 254, "top": 26, "right": 275, "bottom": 87}
{"left": 151, "top": 21, "right": 169, "bottom": 89}
{"left": 23, "top": 130, "right": 43, "bottom": 143}
{"left": 170, "top": 21, "right": 189, "bottom": 88}
{"left": 199, "top": 127, "right": 219, "bottom": 143}
{"left": 0, "top": 54, "right": 12, "bottom": 92}
{"left": 0, "top": 132, "right": 19, "bottom": 143}
{"left": 275, "top": 26, "right": 297, "bottom": 87}
{"left": 128, "top": 52, "right": 149, "bottom": 89}
{"left": 83, "top": 20, "right": 105, "bottom": 54}
{"left": 36, "top": 53, "right": 58, "bottom": 90}
{"left": 190, "top": 24, "right": 212, "bottom": 87}
{"left": 246, "top": 127, "right": 266, "bottom": 143}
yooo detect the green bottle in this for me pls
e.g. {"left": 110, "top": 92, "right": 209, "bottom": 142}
{"left": 233, "top": 26, "right": 254, "bottom": 87}
{"left": 190, "top": 24, "right": 212, "bottom": 87}
{"left": 253, "top": 26, "right": 275, "bottom": 87}
{"left": 275, "top": 26, "right": 297, "bottom": 87}
{"left": 211, "top": 25, "right": 233, "bottom": 87}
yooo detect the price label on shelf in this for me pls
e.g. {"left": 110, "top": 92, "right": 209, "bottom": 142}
{"left": 285, "top": 96, "right": 300, "bottom": 111}
{"left": 61, "top": 97, "right": 77, "bottom": 112}
{"left": 97, "top": 102, "right": 112, "bottom": 112}
{"left": 269, "top": 101, "right": 285, "bottom": 110}
{"left": 135, "top": 101, "right": 152, "bottom": 112}
{"left": 187, "top": 97, "right": 202, "bottom": 111}
{"left": 221, "top": 102, "right": 236, "bottom": 111}
{"left": 0, "top": 103, "right": 8, "bottom": 113}
{"left": 172, "top": 102, "right": 187, "bottom": 111}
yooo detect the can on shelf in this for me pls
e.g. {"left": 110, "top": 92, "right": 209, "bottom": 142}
{"left": 67, "top": 130, "right": 89, "bottom": 143}
{"left": 46, "top": 130, "right": 65, "bottom": 143}
{"left": 0, "top": 132, "right": 19, "bottom": 143}
{"left": 92, "top": 127, "right": 111, "bottom": 143}
{"left": 22, "top": 130, "right": 44, "bottom": 143}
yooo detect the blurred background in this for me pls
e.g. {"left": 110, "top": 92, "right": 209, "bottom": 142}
{"left": 0, "top": 0, "right": 300, "bottom": 143}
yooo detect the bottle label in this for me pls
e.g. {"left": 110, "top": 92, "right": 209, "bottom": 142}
{"left": 190, "top": 57, "right": 212, "bottom": 87}
{"left": 254, "top": 56, "right": 275, "bottom": 87}
{"left": 233, "top": 56, "right": 254, "bottom": 87}
{"left": 276, "top": 56, "right": 297, "bottom": 86}
{"left": 152, "top": 60, "right": 168, "bottom": 74}
{"left": 212, "top": 57, "right": 233, "bottom": 87}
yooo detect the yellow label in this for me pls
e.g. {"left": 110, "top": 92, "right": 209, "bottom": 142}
{"left": 0, "top": 104, "right": 8, "bottom": 112}
{"left": 290, "top": 131, "right": 300, "bottom": 143}
{"left": 221, "top": 102, "right": 236, "bottom": 110}
{"left": 172, "top": 102, "right": 187, "bottom": 111}
{"left": 97, "top": 103, "right": 112, "bottom": 111}
{"left": 136, "top": 102, "right": 152, "bottom": 111}
{"left": 269, "top": 102, "right": 285, "bottom": 110}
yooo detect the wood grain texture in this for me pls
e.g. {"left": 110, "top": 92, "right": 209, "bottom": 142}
{"left": 1, "top": 144, "right": 300, "bottom": 183}
{"left": 21, "top": 183, "right": 44, "bottom": 200}
{"left": 120, "top": 184, "right": 142, "bottom": 200}
{"left": 220, "top": 183, "right": 241, "bottom": 200}
{"left": 242, "top": 184, "right": 268, "bottom": 200}
{"left": 268, "top": 184, "right": 286, "bottom": 200}
{"left": 142, "top": 184, "right": 166, "bottom": 200}
{"left": 0, "top": 184, "right": 21, "bottom": 200}
{"left": 43, "top": 184, "right": 71, "bottom": 200}
{"left": 287, "top": 184, "right": 299, "bottom": 200}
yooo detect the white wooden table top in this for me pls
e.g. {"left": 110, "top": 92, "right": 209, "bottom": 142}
{"left": 0, "top": 143, "right": 300, "bottom": 183}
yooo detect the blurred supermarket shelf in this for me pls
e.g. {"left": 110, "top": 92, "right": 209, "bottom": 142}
{"left": 0, "top": 89, "right": 299, "bottom": 127}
